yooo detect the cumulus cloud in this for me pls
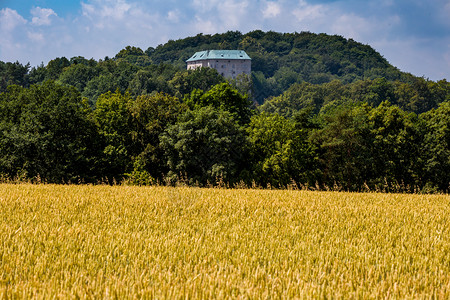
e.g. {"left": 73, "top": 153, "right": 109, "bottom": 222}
{"left": 31, "top": 7, "right": 57, "bottom": 26}
{"left": 262, "top": 1, "right": 282, "bottom": 19}
{"left": 292, "top": 0, "right": 326, "bottom": 22}
{"left": 0, "top": 8, "right": 27, "bottom": 31}
{"left": 27, "top": 31, "right": 45, "bottom": 42}
{"left": 167, "top": 10, "right": 181, "bottom": 23}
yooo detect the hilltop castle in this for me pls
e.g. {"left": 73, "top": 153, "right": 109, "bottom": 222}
{"left": 186, "top": 50, "right": 251, "bottom": 79}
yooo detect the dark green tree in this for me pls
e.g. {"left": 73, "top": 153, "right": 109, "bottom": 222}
{"left": 92, "top": 90, "right": 133, "bottom": 181}
{"left": 247, "top": 113, "right": 316, "bottom": 187}
{"left": 128, "top": 93, "right": 186, "bottom": 181}
{"left": 310, "top": 103, "right": 373, "bottom": 190}
{"left": 0, "top": 61, "right": 30, "bottom": 92}
{"left": 0, "top": 81, "right": 98, "bottom": 182}
{"left": 160, "top": 106, "right": 247, "bottom": 185}
{"left": 46, "top": 57, "right": 70, "bottom": 80}
{"left": 368, "top": 101, "right": 422, "bottom": 189}
{"left": 115, "top": 46, "right": 152, "bottom": 66}
{"left": 421, "top": 101, "right": 450, "bottom": 191}
{"left": 185, "top": 82, "right": 253, "bottom": 124}
{"left": 58, "top": 63, "right": 99, "bottom": 92}
{"left": 169, "top": 67, "right": 225, "bottom": 99}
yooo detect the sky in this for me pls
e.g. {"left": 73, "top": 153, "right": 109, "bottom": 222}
{"left": 1, "top": 0, "right": 449, "bottom": 81}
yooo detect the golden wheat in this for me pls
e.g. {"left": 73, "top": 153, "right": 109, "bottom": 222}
{"left": 1, "top": 184, "right": 449, "bottom": 298}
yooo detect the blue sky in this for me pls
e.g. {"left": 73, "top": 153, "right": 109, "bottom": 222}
{"left": 1, "top": 0, "right": 449, "bottom": 80}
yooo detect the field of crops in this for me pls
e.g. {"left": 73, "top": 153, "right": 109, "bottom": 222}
{"left": 1, "top": 184, "right": 450, "bottom": 298}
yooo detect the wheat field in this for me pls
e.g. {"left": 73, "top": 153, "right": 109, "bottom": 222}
{"left": 1, "top": 184, "right": 450, "bottom": 298}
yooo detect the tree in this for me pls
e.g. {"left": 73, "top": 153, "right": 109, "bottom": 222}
{"left": 128, "top": 93, "right": 186, "bottom": 180}
{"left": 46, "top": 57, "right": 70, "bottom": 80}
{"left": 185, "top": 82, "right": 253, "bottom": 124}
{"left": 0, "top": 81, "right": 98, "bottom": 182}
{"left": 421, "top": 101, "right": 450, "bottom": 191}
{"left": 160, "top": 106, "right": 247, "bottom": 185}
{"left": 310, "top": 103, "right": 373, "bottom": 190}
{"left": 82, "top": 73, "right": 118, "bottom": 104}
{"left": 368, "top": 101, "right": 422, "bottom": 189}
{"left": 58, "top": 63, "right": 98, "bottom": 92}
{"left": 92, "top": 90, "right": 133, "bottom": 181}
{"left": 0, "top": 61, "right": 30, "bottom": 92}
{"left": 115, "top": 46, "right": 152, "bottom": 66}
{"left": 169, "top": 67, "right": 225, "bottom": 99}
{"left": 247, "top": 113, "right": 316, "bottom": 187}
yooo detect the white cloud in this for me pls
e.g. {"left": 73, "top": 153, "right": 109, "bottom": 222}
{"left": 220, "top": 0, "right": 250, "bottom": 28}
{"left": 167, "top": 10, "right": 181, "bottom": 23}
{"left": 262, "top": 1, "right": 281, "bottom": 19}
{"left": 27, "top": 31, "right": 45, "bottom": 42}
{"left": 191, "top": 0, "right": 222, "bottom": 13}
{"left": 0, "top": 8, "right": 27, "bottom": 31}
{"left": 31, "top": 7, "right": 57, "bottom": 26}
{"left": 292, "top": 0, "right": 326, "bottom": 22}
{"left": 190, "top": 0, "right": 251, "bottom": 32}
{"left": 193, "top": 16, "right": 219, "bottom": 34}
{"left": 330, "top": 14, "right": 373, "bottom": 41}
{"left": 81, "top": 0, "right": 131, "bottom": 21}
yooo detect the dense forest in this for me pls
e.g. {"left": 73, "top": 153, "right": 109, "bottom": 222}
{"left": 1, "top": 30, "right": 449, "bottom": 192}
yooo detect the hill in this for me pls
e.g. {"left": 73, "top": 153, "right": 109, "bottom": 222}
{"left": 145, "top": 30, "right": 416, "bottom": 101}
{"left": 1, "top": 30, "right": 419, "bottom": 104}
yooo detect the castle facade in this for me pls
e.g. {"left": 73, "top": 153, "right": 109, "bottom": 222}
{"left": 186, "top": 50, "right": 251, "bottom": 79}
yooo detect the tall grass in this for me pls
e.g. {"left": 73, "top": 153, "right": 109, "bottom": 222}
{"left": 1, "top": 184, "right": 449, "bottom": 298}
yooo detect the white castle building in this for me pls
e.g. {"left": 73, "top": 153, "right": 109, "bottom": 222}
{"left": 186, "top": 50, "right": 251, "bottom": 79}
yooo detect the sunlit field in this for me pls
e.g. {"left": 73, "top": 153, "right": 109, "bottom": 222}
{"left": 1, "top": 184, "right": 450, "bottom": 298}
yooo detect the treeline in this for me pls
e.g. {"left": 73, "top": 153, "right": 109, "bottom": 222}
{"left": 1, "top": 76, "right": 450, "bottom": 192}
{"left": 146, "top": 30, "right": 417, "bottom": 102}
{"left": 1, "top": 30, "right": 450, "bottom": 191}
{"left": 2, "top": 30, "right": 418, "bottom": 105}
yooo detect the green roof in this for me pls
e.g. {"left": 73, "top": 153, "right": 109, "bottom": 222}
{"left": 186, "top": 50, "right": 251, "bottom": 62}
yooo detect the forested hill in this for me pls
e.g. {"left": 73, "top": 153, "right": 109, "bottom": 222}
{"left": 146, "top": 30, "right": 417, "bottom": 101}
{"left": 1, "top": 30, "right": 422, "bottom": 105}
{"left": 148, "top": 30, "right": 411, "bottom": 83}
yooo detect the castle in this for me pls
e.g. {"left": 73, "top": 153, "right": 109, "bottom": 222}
{"left": 186, "top": 50, "right": 251, "bottom": 79}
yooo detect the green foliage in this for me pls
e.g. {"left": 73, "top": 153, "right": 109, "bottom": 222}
{"left": 160, "top": 106, "right": 247, "bottom": 185}
{"left": 185, "top": 82, "right": 253, "bottom": 124}
{"left": 169, "top": 67, "right": 225, "bottom": 98}
{"left": 261, "top": 78, "right": 449, "bottom": 117}
{"left": 0, "top": 81, "right": 98, "bottom": 182}
{"left": 0, "top": 61, "right": 30, "bottom": 92}
{"left": 246, "top": 113, "right": 316, "bottom": 187}
{"left": 124, "top": 156, "right": 155, "bottom": 186}
{"left": 58, "top": 63, "right": 99, "bottom": 91}
{"left": 310, "top": 101, "right": 423, "bottom": 191}
{"left": 128, "top": 93, "right": 186, "bottom": 180}
{"left": 92, "top": 90, "right": 133, "bottom": 181}
{"left": 115, "top": 46, "right": 152, "bottom": 66}
{"left": 421, "top": 101, "right": 450, "bottom": 191}
{"left": 0, "top": 31, "right": 449, "bottom": 190}
{"left": 46, "top": 57, "right": 70, "bottom": 80}
{"left": 368, "top": 101, "right": 422, "bottom": 188}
